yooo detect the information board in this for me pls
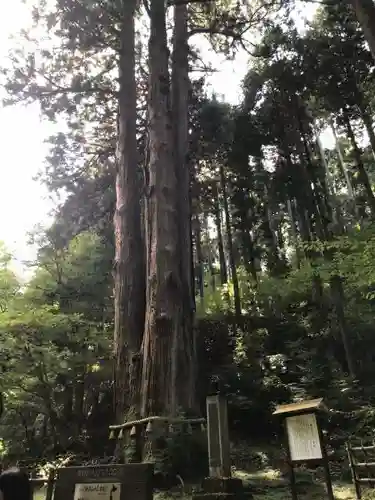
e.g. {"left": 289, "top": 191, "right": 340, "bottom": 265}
{"left": 286, "top": 413, "right": 322, "bottom": 461}
{"left": 54, "top": 464, "right": 153, "bottom": 500}
{"left": 74, "top": 482, "right": 121, "bottom": 500}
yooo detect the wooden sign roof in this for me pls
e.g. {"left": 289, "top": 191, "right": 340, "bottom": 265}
{"left": 272, "top": 398, "right": 327, "bottom": 416}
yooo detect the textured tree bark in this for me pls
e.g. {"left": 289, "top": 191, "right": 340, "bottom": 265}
{"left": 350, "top": 0, "right": 375, "bottom": 62}
{"left": 114, "top": 0, "right": 145, "bottom": 422}
{"left": 141, "top": 0, "right": 195, "bottom": 416}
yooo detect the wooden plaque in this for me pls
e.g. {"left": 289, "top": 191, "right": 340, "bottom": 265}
{"left": 286, "top": 413, "right": 322, "bottom": 462}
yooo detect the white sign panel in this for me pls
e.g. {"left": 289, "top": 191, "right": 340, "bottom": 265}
{"left": 286, "top": 413, "right": 322, "bottom": 461}
{"left": 74, "top": 483, "right": 121, "bottom": 500}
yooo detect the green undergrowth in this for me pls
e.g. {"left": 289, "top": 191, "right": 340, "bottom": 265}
{"left": 153, "top": 468, "right": 360, "bottom": 500}
{"left": 234, "top": 468, "right": 356, "bottom": 499}
{"left": 33, "top": 469, "right": 372, "bottom": 500}
{"left": 34, "top": 489, "right": 46, "bottom": 500}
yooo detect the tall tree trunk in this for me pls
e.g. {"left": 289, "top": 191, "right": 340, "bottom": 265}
{"left": 213, "top": 185, "right": 228, "bottom": 285}
{"left": 350, "top": 0, "right": 375, "bottom": 62}
{"left": 343, "top": 110, "right": 375, "bottom": 216}
{"left": 218, "top": 165, "right": 241, "bottom": 319}
{"left": 171, "top": 1, "right": 197, "bottom": 410}
{"left": 141, "top": 0, "right": 194, "bottom": 416}
{"left": 172, "top": 1, "right": 194, "bottom": 310}
{"left": 114, "top": 0, "right": 145, "bottom": 422}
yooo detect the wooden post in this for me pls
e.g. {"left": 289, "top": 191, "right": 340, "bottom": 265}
{"left": 317, "top": 417, "right": 334, "bottom": 500}
{"left": 283, "top": 419, "right": 298, "bottom": 500}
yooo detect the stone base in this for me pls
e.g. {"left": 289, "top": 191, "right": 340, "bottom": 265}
{"left": 192, "top": 477, "right": 253, "bottom": 500}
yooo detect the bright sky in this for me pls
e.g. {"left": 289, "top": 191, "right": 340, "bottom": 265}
{"left": 0, "top": 1, "right": 53, "bottom": 276}
{"left": 0, "top": 0, "right": 328, "bottom": 277}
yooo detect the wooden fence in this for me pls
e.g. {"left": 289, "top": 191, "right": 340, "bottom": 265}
{"left": 346, "top": 442, "right": 375, "bottom": 499}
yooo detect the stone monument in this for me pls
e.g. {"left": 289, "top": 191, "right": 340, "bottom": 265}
{"left": 193, "top": 392, "right": 251, "bottom": 500}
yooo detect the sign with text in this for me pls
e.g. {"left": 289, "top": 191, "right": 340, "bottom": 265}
{"left": 54, "top": 464, "right": 153, "bottom": 500}
{"left": 74, "top": 482, "right": 121, "bottom": 500}
{"left": 286, "top": 413, "right": 322, "bottom": 462}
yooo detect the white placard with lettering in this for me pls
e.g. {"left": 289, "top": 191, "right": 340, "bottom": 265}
{"left": 286, "top": 413, "right": 322, "bottom": 461}
{"left": 74, "top": 482, "right": 121, "bottom": 500}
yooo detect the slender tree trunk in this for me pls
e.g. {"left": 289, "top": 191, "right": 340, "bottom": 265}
{"left": 213, "top": 185, "right": 228, "bottom": 285}
{"left": 218, "top": 164, "right": 241, "bottom": 319}
{"left": 315, "top": 133, "right": 344, "bottom": 233}
{"left": 194, "top": 213, "right": 204, "bottom": 300}
{"left": 288, "top": 106, "right": 326, "bottom": 240}
{"left": 295, "top": 198, "right": 312, "bottom": 242}
{"left": 286, "top": 198, "right": 301, "bottom": 268}
{"left": 114, "top": 0, "right": 145, "bottom": 422}
{"left": 359, "top": 104, "right": 375, "bottom": 159}
{"left": 343, "top": 110, "right": 375, "bottom": 216}
{"left": 316, "top": 132, "right": 334, "bottom": 196}
{"left": 240, "top": 224, "right": 258, "bottom": 284}
{"left": 62, "top": 383, "right": 73, "bottom": 423}
{"left": 298, "top": 125, "right": 330, "bottom": 240}
{"left": 73, "top": 375, "right": 85, "bottom": 434}
{"left": 330, "top": 120, "right": 355, "bottom": 200}
{"left": 350, "top": 0, "right": 375, "bottom": 62}
{"left": 329, "top": 275, "right": 356, "bottom": 378}
{"left": 141, "top": 0, "right": 194, "bottom": 416}
{"left": 204, "top": 215, "right": 216, "bottom": 293}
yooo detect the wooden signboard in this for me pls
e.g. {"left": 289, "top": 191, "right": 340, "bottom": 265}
{"left": 273, "top": 398, "right": 333, "bottom": 500}
{"left": 54, "top": 464, "right": 154, "bottom": 500}
{"left": 286, "top": 413, "right": 322, "bottom": 462}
